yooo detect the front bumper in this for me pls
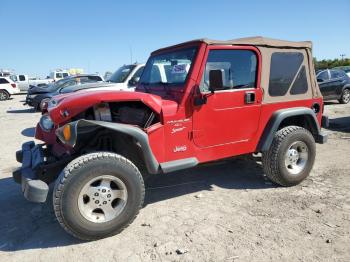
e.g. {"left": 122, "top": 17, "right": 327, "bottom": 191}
{"left": 25, "top": 95, "right": 34, "bottom": 106}
{"left": 13, "top": 141, "right": 71, "bottom": 203}
{"left": 13, "top": 142, "right": 49, "bottom": 202}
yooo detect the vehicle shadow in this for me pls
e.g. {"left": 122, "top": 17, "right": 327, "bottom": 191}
{"left": 0, "top": 156, "right": 274, "bottom": 251}
{"left": 324, "top": 101, "right": 339, "bottom": 106}
{"left": 325, "top": 116, "right": 350, "bottom": 133}
{"left": 21, "top": 127, "right": 35, "bottom": 137}
{"left": 6, "top": 108, "right": 36, "bottom": 114}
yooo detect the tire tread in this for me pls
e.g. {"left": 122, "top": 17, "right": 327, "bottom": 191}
{"left": 53, "top": 152, "right": 145, "bottom": 241}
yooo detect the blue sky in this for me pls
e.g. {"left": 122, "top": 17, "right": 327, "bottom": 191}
{"left": 0, "top": 0, "right": 349, "bottom": 77}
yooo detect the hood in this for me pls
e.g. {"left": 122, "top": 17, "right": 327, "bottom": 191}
{"left": 28, "top": 84, "right": 58, "bottom": 94}
{"left": 60, "top": 82, "right": 130, "bottom": 94}
{"left": 48, "top": 90, "right": 171, "bottom": 124}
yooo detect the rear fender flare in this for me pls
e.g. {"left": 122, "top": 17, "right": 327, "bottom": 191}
{"left": 256, "top": 107, "right": 322, "bottom": 152}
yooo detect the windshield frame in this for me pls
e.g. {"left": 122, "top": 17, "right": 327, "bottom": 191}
{"left": 139, "top": 46, "right": 199, "bottom": 89}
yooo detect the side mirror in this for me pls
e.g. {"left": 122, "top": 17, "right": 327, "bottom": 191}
{"left": 128, "top": 77, "right": 140, "bottom": 86}
{"left": 209, "top": 69, "right": 224, "bottom": 92}
{"left": 317, "top": 78, "right": 324, "bottom": 83}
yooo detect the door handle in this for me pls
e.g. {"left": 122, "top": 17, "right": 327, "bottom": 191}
{"left": 245, "top": 92, "right": 255, "bottom": 104}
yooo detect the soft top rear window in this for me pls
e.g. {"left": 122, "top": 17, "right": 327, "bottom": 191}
{"left": 268, "top": 52, "right": 306, "bottom": 97}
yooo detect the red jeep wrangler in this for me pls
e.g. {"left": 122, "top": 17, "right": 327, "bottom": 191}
{"left": 13, "top": 37, "right": 328, "bottom": 240}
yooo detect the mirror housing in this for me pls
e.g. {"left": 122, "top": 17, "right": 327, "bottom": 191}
{"left": 209, "top": 69, "right": 224, "bottom": 92}
{"left": 317, "top": 78, "right": 324, "bottom": 83}
{"left": 128, "top": 76, "right": 140, "bottom": 86}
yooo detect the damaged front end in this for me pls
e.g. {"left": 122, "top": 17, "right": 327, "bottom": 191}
{"left": 13, "top": 141, "right": 73, "bottom": 202}
{"left": 13, "top": 91, "right": 164, "bottom": 203}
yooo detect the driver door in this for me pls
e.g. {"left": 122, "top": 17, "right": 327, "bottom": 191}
{"left": 192, "top": 46, "right": 262, "bottom": 148}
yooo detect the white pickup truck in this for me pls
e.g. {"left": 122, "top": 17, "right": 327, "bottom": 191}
{"left": 10, "top": 74, "right": 53, "bottom": 92}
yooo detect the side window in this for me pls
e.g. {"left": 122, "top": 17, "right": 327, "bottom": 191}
{"left": 133, "top": 66, "right": 144, "bottom": 79}
{"left": 269, "top": 52, "right": 305, "bottom": 96}
{"left": 63, "top": 73, "right": 69, "bottom": 78}
{"left": 290, "top": 66, "right": 308, "bottom": 95}
{"left": 19, "top": 75, "right": 26, "bottom": 81}
{"left": 0, "top": 78, "right": 9, "bottom": 84}
{"left": 330, "top": 70, "right": 343, "bottom": 79}
{"left": 200, "top": 49, "right": 257, "bottom": 92}
{"left": 89, "top": 75, "right": 103, "bottom": 81}
{"left": 56, "top": 73, "right": 63, "bottom": 79}
{"left": 150, "top": 65, "right": 161, "bottom": 83}
{"left": 317, "top": 70, "right": 329, "bottom": 81}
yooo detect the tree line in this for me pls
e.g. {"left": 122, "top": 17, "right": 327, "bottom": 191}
{"left": 313, "top": 57, "right": 350, "bottom": 70}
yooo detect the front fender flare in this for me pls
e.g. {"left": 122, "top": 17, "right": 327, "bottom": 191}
{"left": 56, "top": 120, "right": 160, "bottom": 174}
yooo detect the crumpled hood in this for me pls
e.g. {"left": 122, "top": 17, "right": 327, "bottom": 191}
{"left": 28, "top": 84, "right": 57, "bottom": 95}
{"left": 48, "top": 90, "right": 171, "bottom": 124}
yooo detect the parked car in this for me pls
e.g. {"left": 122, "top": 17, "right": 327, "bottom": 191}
{"left": 10, "top": 74, "right": 54, "bottom": 92}
{"left": 13, "top": 37, "right": 328, "bottom": 240}
{"left": 333, "top": 66, "right": 350, "bottom": 77}
{"left": 26, "top": 74, "right": 104, "bottom": 110}
{"left": 316, "top": 69, "right": 350, "bottom": 104}
{"left": 0, "top": 77, "right": 20, "bottom": 100}
{"left": 106, "top": 63, "right": 145, "bottom": 89}
{"left": 38, "top": 81, "right": 139, "bottom": 111}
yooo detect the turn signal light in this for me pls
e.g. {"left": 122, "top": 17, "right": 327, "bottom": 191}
{"left": 63, "top": 125, "right": 71, "bottom": 141}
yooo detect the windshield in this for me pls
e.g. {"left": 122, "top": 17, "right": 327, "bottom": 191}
{"left": 10, "top": 75, "right": 18, "bottom": 82}
{"left": 108, "top": 65, "right": 136, "bottom": 83}
{"left": 140, "top": 47, "right": 197, "bottom": 86}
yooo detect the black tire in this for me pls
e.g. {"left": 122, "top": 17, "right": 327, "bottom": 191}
{"left": 53, "top": 152, "right": 145, "bottom": 240}
{"left": 0, "top": 90, "right": 10, "bottom": 101}
{"left": 338, "top": 88, "right": 350, "bottom": 104}
{"left": 262, "top": 126, "right": 316, "bottom": 187}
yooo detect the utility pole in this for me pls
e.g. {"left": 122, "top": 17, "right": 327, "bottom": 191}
{"left": 340, "top": 54, "right": 346, "bottom": 60}
{"left": 129, "top": 45, "right": 133, "bottom": 64}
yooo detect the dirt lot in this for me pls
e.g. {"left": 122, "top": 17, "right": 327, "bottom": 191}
{"left": 0, "top": 95, "right": 349, "bottom": 262}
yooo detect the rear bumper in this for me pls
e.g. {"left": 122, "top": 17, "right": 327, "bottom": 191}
{"left": 314, "top": 115, "right": 329, "bottom": 144}
{"left": 13, "top": 141, "right": 71, "bottom": 203}
{"left": 316, "top": 132, "right": 328, "bottom": 144}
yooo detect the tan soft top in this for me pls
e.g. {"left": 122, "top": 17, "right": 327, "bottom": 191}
{"left": 153, "top": 36, "right": 312, "bottom": 54}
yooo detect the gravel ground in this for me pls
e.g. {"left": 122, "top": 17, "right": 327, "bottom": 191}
{"left": 0, "top": 95, "right": 349, "bottom": 262}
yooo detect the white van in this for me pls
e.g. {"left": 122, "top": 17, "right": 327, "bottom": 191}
{"left": 50, "top": 70, "right": 70, "bottom": 82}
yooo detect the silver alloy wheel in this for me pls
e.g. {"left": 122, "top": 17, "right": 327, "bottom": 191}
{"left": 78, "top": 175, "right": 128, "bottom": 223}
{"left": 343, "top": 89, "right": 350, "bottom": 103}
{"left": 0, "top": 91, "right": 8, "bottom": 100}
{"left": 284, "top": 141, "right": 309, "bottom": 175}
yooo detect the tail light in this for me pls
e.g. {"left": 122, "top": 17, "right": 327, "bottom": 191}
{"left": 11, "top": 83, "right": 16, "bottom": 88}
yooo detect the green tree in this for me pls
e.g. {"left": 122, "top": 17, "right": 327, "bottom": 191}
{"left": 314, "top": 57, "right": 350, "bottom": 70}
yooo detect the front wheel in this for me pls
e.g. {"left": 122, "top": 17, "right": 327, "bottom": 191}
{"left": 262, "top": 126, "right": 316, "bottom": 186}
{"left": 339, "top": 88, "right": 350, "bottom": 104}
{"left": 53, "top": 152, "right": 145, "bottom": 240}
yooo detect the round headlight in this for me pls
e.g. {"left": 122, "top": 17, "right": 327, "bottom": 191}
{"left": 40, "top": 115, "right": 54, "bottom": 131}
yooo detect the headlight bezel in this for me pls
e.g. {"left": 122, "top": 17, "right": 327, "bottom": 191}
{"left": 39, "top": 114, "right": 54, "bottom": 131}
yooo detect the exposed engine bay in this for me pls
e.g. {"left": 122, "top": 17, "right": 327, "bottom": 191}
{"left": 72, "top": 101, "right": 159, "bottom": 129}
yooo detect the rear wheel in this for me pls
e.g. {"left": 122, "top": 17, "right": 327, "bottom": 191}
{"left": 262, "top": 126, "right": 316, "bottom": 186}
{"left": 339, "top": 88, "right": 350, "bottom": 104}
{"left": 0, "top": 90, "right": 9, "bottom": 101}
{"left": 53, "top": 152, "right": 145, "bottom": 240}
